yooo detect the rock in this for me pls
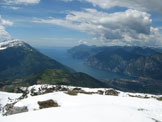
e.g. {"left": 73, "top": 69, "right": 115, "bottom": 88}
{"left": 97, "top": 90, "right": 104, "bottom": 95}
{"left": 73, "top": 88, "right": 81, "bottom": 91}
{"left": 55, "top": 85, "right": 62, "bottom": 91}
{"left": 60, "top": 87, "right": 68, "bottom": 91}
{"left": 30, "top": 88, "right": 40, "bottom": 96}
{"left": 3, "top": 104, "right": 28, "bottom": 116}
{"left": 0, "top": 104, "right": 2, "bottom": 112}
{"left": 43, "top": 87, "right": 56, "bottom": 94}
{"left": 105, "top": 89, "right": 119, "bottom": 96}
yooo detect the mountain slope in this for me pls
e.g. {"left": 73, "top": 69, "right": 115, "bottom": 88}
{"left": 67, "top": 44, "right": 104, "bottom": 59}
{"left": 68, "top": 45, "right": 156, "bottom": 60}
{"left": 0, "top": 40, "right": 73, "bottom": 80}
{"left": 125, "top": 53, "right": 162, "bottom": 79}
{"left": 24, "top": 69, "right": 106, "bottom": 88}
{"left": 1, "top": 69, "right": 106, "bottom": 92}
{"left": 86, "top": 50, "right": 162, "bottom": 80}
{"left": 68, "top": 45, "right": 162, "bottom": 80}
{"left": 104, "top": 78, "right": 162, "bottom": 94}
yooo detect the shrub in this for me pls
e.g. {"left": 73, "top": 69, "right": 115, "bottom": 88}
{"left": 38, "top": 99, "right": 59, "bottom": 109}
{"left": 65, "top": 90, "right": 78, "bottom": 96}
{"left": 157, "top": 97, "right": 162, "bottom": 101}
{"left": 78, "top": 90, "right": 93, "bottom": 95}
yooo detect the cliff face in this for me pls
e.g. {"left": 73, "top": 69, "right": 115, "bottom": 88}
{"left": 124, "top": 53, "right": 162, "bottom": 79}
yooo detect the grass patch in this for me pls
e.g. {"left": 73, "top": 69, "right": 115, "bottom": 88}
{"left": 157, "top": 97, "right": 162, "bottom": 101}
{"left": 128, "top": 94, "right": 150, "bottom": 99}
{"left": 65, "top": 90, "right": 78, "bottom": 96}
{"left": 78, "top": 90, "right": 93, "bottom": 95}
{"left": 65, "top": 90, "right": 93, "bottom": 96}
{"left": 38, "top": 99, "right": 59, "bottom": 109}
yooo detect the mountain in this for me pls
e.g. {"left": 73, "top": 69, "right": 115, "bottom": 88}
{"left": 24, "top": 69, "right": 106, "bottom": 88}
{"left": 0, "top": 39, "right": 73, "bottom": 80}
{"left": 125, "top": 53, "right": 162, "bottom": 79}
{"left": 68, "top": 45, "right": 156, "bottom": 60}
{"left": 1, "top": 69, "right": 106, "bottom": 92}
{"left": 68, "top": 45, "right": 162, "bottom": 80}
{"left": 104, "top": 78, "right": 162, "bottom": 94}
{"left": 67, "top": 44, "right": 104, "bottom": 59}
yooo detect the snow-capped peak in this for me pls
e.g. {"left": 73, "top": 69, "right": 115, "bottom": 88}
{"left": 0, "top": 39, "right": 25, "bottom": 50}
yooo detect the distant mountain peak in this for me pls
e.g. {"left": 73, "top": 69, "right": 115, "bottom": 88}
{"left": 0, "top": 39, "right": 25, "bottom": 50}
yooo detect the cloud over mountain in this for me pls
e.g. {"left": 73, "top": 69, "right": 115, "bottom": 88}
{"left": 0, "top": 16, "right": 13, "bottom": 41}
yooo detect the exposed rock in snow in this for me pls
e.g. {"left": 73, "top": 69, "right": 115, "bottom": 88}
{"left": 3, "top": 104, "right": 28, "bottom": 116}
{"left": 0, "top": 39, "right": 27, "bottom": 50}
{"left": 0, "top": 85, "right": 162, "bottom": 122}
{"left": 105, "top": 89, "right": 119, "bottom": 96}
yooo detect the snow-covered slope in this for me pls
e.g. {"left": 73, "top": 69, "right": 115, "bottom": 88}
{"left": 0, "top": 39, "right": 26, "bottom": 50}
{"left": 0, "top": 85, "right": 162, "bottom": 122}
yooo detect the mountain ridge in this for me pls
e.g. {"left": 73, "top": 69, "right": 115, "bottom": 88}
{"left": 68, "top": 44, "right": 162, "bottom": 80}
{"left": 0, "top": 39, "right": 74, "bottom": 80}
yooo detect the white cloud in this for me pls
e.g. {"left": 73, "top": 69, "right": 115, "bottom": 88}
{"left": 78, "top": 40, "right": 88, "bottom": 44}
{"left": 3, "top": 0, "right": 40, "bottom": 5}
{"left": 0, "top": 25, "right": 11, "bottom": 40}
{"left": 33, "top": 9, "right": 162, "bottom": 47}
{"left": 0, "top": 16, "right": 13, "bottom": 26}
{"left": 3, "top": 6, "right": 21, "bottom": 10}
{"left": 1, "top": 0, "right": 40, "bottom": 10}
{"left": 62, "top": 0, "right": 162, "bottom": 13}
{"left": 0, "top": 16, "right": 13, "bottom": 40}
{"left": 62, "top": 0, "right": 73, "bottom": 2}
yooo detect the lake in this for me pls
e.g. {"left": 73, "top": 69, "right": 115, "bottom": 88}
{"left": 37, "top": 47, "right": 130, "bottom": 80}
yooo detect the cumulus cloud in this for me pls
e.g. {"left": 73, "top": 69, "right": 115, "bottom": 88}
{"left": 0, "top": 16, "right": 13, "bottom": 40}
{"left": 33, "top": 9, "right": 162, "bottom": 47}
{"left": 3, "top": 0, "right": 40, "bottom": 5}
{"left": 86, "top": 0, "right": 162, "bottom": 12}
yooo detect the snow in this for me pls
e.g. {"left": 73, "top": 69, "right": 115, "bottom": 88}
{"left": 0, "top": 92, "right": 22, "bottom": 107}
{"left": 0, "top": 39, "right": 25, "bottom": 50}
{"left": 0, "top": 85, "right": 162, "bottom": 122}
{"left": 0, "top": 92, "right": 22, "bottom": 116}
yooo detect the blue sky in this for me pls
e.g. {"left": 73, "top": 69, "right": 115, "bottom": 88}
{"left": 0, "top": 0, "right": 162, "bottom": 47}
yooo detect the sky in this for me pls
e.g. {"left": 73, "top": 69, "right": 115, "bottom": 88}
{"left": 0, "top": 0, "right": 162, "bottom": 47}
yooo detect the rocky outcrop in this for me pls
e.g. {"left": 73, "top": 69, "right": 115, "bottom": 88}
{"left": 97, "top": 90, "right": 104, "bottom": 95}
{"left": 105, "top": 89, "right": 119, "bottom": 96}
{"left": 3, "top": 103, "right": 28, "bottom": 116}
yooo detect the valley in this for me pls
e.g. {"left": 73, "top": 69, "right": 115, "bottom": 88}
{"left": 1, "top": 0, "right": 162, "bottom": 121}
{"left": 37, "top": 47, "right": 130, "bottom": 80}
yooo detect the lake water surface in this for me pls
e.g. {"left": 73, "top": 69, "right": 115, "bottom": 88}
{"left": 37, "top": 47, "right": 130, "bottom": 80}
